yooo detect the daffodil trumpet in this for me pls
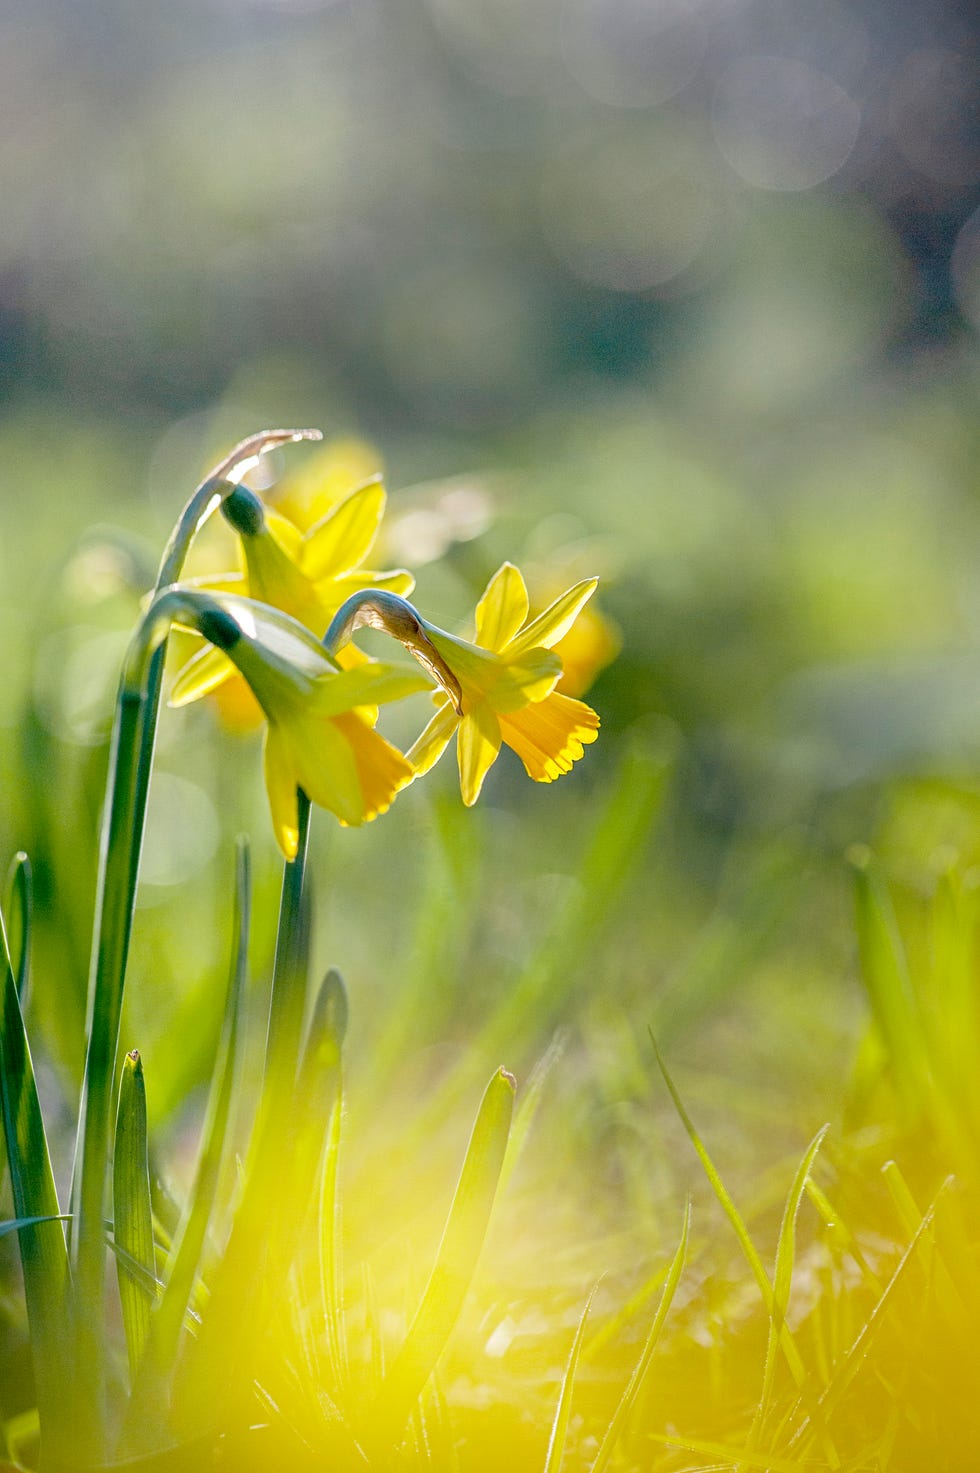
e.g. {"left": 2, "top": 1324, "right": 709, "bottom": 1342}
{"left": 324, "top": 562, "right": 601, "bottom": 806}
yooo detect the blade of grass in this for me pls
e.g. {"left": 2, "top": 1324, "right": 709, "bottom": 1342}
{"left": 803, "top": 1179, "right": 883, "bottom": 1297}
{"left": 590, "top": 1203, "right": 689, "bottom": 1473}
{"left": 368, "top": 1066, "right": 516, "bottom": 1453}
{"left": 123, "top": 840, "right": 251, "bottom": 1452}
{"left": 786, "top": 1180, "right": 949, "bottom": 1456}
{"left": 744, "top": 1126, "right": 828, "bottom": 1462}
{"left": 543, "top": 1283, "right": 599, "bottom": 1473}
{"left": 3, "top": 853, "right": 32, "bottom": 1008}
{"left": 0, "top": 1213, "right": 72, "bottom": 1240}
{"left": 849, "top": 848, "right": 928, "bottom": 1122}
{"left": 649, "top": 1031, "right": 840, "bottom": 1470}
{"left": 582, "top": 1259, "right": 670, "bottom": 1365}
{"left": 319, "top": 1049, "right": 348, "bottom": 1395}
{"left": 174, "top": 962, "right": 344, "bottom": 1441}
{"left": 0, "top": 906, "right": 72, "bottom": 1466}
{"left": 881, "top": 1160, "right": 965, "bottom": 1331}
{"left": 406, "top": 736, "right": 671, "bottom": 1147}
{"left": 114, "top": 1050, "right": 156, "bottom": 1384}
{"left": 485, "top": 736, "right": 671, "bottom": 1058}
{"left": 652, "top": 1431, "right": 810, "bottom": 1473}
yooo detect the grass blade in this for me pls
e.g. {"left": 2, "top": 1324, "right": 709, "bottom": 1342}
{"left": 746, "top": 1125, "right": 828, "bottom": 1457}
{"left": 0, "top": 1213, "right": 72, "bottom": 1240}
{"left": 3, "top": 853, "right": 32, "bottom": 1008}
{"left": 114, "top": 1049, "right": 156, "bottom": 1383}
{"left": 543, "top": 1283, "right": 599, "bottom": 1473}
{"left": 125, "top": 839, "right": 251, "bottom": 1451}
{"left": 649, "top": 1031, "right": 840, "bottom": 1470}
{"left": 0, "top": 903, "right": 72, "bottom": 1464}
{"left": 850, "top": 848, "right": 928, "bottom": 1121}
{"left": 174, "top": 962, "right": 344, "bottom": 1440}
{"left": 486, "top": 737, "right": 671, "bottom": 1058}
{"left": 590, "top": 1203, "right": 689, "bottom": 1473}
{"left": 787, "top": 1181, "right": 950, "bottom": 1454}
{"left": 369, "top": 1066, "right": 516, "bottom": 1451}
{"left": 319, "top": 1044, "right": 348, "bottom": 1394}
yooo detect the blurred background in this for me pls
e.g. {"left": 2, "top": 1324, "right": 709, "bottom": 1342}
{"left": 0, "top": 0, "right": 978, "bottom": 1236}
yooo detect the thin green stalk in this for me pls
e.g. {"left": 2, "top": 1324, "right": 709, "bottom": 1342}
{"left": 113, "top": 1051, "right": 155, "bottom": 1383}
{"left": 0, "top": 908, "right": 72, "bottom": 1469}
{"left": 123, "top": 841, "right": 250, "bottom": 1457}
{"left": 71, "top": 684, "right": 145, "bottom": 1459}
{"left": 69, "top": 431, "right": 318, "bottom": 1463}
{"left": 3, "top": 852, "right": 32, "bottom": 1007}
{"left": 265, "top": 790, "right": 313, "bottom": 1099}
{"left": 368, "top": 1067, "right": 516, "bottom": 1453}
{"left": 544, "top": 1284, "right": 598, "bottom": 1473}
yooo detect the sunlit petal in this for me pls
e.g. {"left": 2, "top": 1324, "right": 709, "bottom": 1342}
{"left": 169, "top": 644, "right": 236, "bottom": 707}
{"left": 308, "top": 661, "right": 434, "bottom": 717}
{"left": 331, "top": 712, "right": 415, "bottom": 823}
{"left": 407, "top": 698, "right": 458, "bottom": 776}
{"left": 263, "top": 726, "right": 301, "bottom": 859}
{"left": 506, "top": 577, "right": 598, "bottom": 654}
{"left": 300, "top": 479, "right": 386, "bottom": 581}
{"left": 488, "top": 647, "right": 563, "bottom": 711}
{"left": 457, "top": 704, "right": 502, "bottom": 806}
{"left": 475, "top": 562, "right": 529, "bottom": 651}
{"left": 287, "top": 711, "right": 364, "bottom": 826}
{"left": 324, "top": 568, "right": 416, "bottom": 600}
{"left": 498, "top": 692, "right": 599, "bottom": 782}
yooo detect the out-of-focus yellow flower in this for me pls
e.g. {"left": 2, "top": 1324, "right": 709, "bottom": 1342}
{"left": 171, "top": 480, "right": 413, "bottom": 713}
{"left": 328, "top": 565, "right": 601, "bottom": 806}
{"left": 551, "top": 597, "right": 620, "bottom": 697}
{"left": 173, "top": 592, "right": 433, "bottom": 858}
{"left": 268, "top": 437, "right": 384, "bottom": 530}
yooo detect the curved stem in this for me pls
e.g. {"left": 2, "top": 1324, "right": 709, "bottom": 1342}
{"left": 69, "top": 431, "right": 318, "bottom": 1463}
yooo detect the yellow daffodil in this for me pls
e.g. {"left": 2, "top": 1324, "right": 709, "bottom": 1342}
{"left": 325, "top": 565, "right": 601, "bottom": 806}
{"left": 166, "top": 590, "right": 433, "bottom": 857}
{"left": 171, "top": 480, "right": 414, "bottom": 713}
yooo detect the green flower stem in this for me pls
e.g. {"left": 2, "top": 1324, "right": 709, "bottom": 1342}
{"left": 70, "top": 433, "right": 318, "bottom": 1462}
{"left": 264, "top": 790, "right": 312, "bottom": 1100}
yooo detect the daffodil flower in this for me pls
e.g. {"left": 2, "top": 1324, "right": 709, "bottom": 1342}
{"left": 141, "top": 588, "right": 432, "bottom": 857}
{"left": 171, "top": 479, "right": 414, "bottom": 710}
{"left": 324, "top": 563, "right": 601, "bottom": 806}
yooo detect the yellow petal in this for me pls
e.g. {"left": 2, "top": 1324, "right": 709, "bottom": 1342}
{"left": 287, "top": 713, "right": 364, "bottom": 826}
{"left": 300, "top": 479, "right": 386, "bottom": 582}
{"left": 506, "top": 577, "right": 598, "bottom": 655}
{"left": 172, "top": 571, "right": 248, "bottom": 597}
{"left": 169, "top": 644, "right": 236, "bottom": 707}
{"left": 498, "top": 692, "right": 599, "bottom": 783}
{"left": 323, "top": 567, "right": 416, "bottom": 601}
{"left": 263, "top": 507, "right": 303, "bottom": 560}
{"left": 263, "top": 726, "right": 300, "bottom": 859}
{"left": 272, "top": 437, "right": 383, "bottom": 530}
{"left": 475, "top": 562, "right": 529, "bottom": 651}
{"left": 331, "top": 712, "right": 415, "bottom": 823}
{"left": 406, "top": 697, "right": 458, "bottom": 776}
{"left": 243, "top": 527, "right": 325, "bottom": 631}
{"left": 488, "top": 647, "right": 562, "bottom": 712}
{"left": 308, "top": 661, "right": 434, "bottom": 717}
{"left": 457, "top": 703, "right": 502, "bottom": 806}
